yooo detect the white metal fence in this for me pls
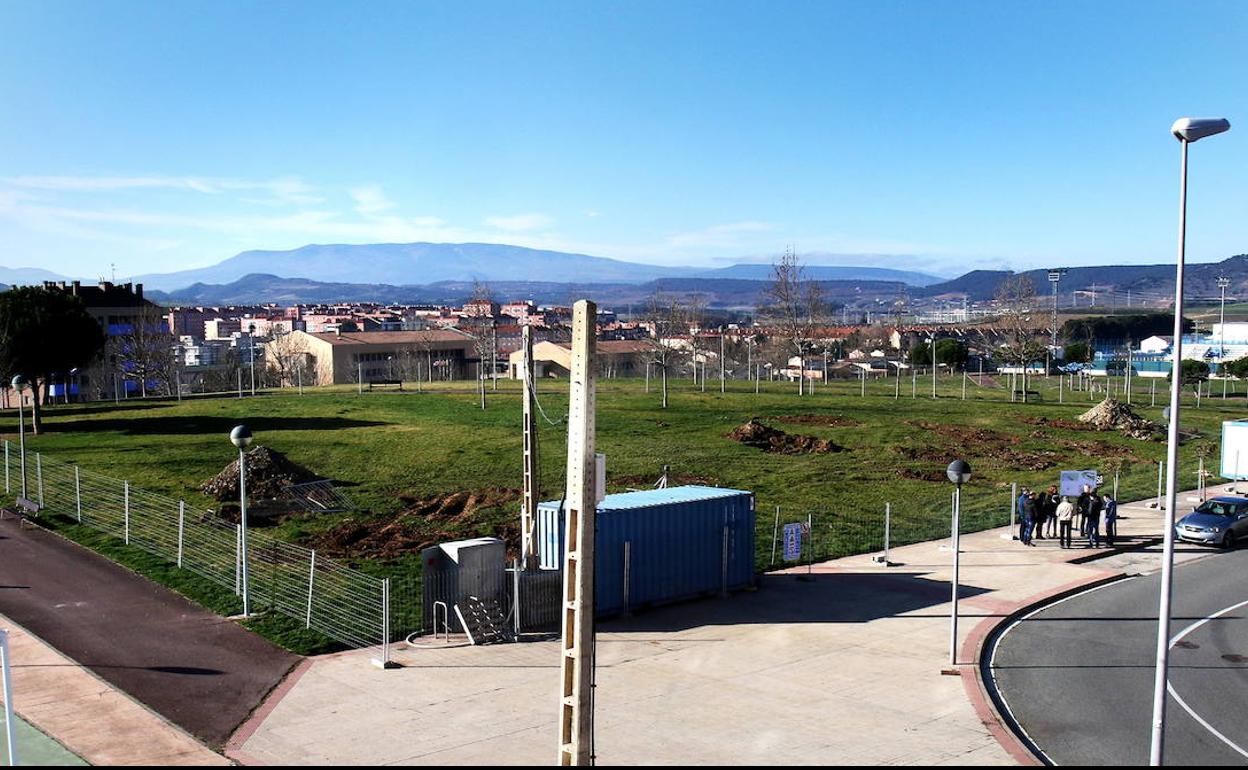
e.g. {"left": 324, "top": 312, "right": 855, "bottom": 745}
{"left": 3, "top": 441, "right": 391, "bottom": 661}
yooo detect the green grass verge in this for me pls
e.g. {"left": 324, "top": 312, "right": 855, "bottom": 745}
{"left": 5, "top": 373, "right": 1238, "bottom": 646}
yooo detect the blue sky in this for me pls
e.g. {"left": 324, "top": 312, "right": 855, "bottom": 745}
{"left": 0, "top": 1, "right": 1244, "bottom": 280}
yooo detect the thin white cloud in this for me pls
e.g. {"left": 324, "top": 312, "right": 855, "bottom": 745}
{"left": 3, "top": 175, "right": 323, "bottom": 206}
{"left": 484, "top": 213, "right": 554, "bottom": 231}
{"left": 666, "top": 221, "right": 775, "bottom": 249}
{"left": 349, "top": 184, "right": 396, "bottom": 216}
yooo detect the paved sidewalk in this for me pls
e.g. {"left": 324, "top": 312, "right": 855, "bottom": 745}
{"left": 232, "top": 486, "right": 1219, "bottom": 766}
{"left": 1, "top": 614, "right": 227, "bottom": 765}
{"left": 0, "top": 514, "right": 299, "bottom": 751}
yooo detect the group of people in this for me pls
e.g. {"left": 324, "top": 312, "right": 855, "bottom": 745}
{"left": 1016, "top": 485, "right": 1118, "bottom": 549}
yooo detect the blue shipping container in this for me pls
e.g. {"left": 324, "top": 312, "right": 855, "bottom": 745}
{"left": 536, "top": 485, "right": 755, "bottom": 616}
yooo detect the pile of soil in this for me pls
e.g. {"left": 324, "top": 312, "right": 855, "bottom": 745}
{"left": 727, "top": 419, "right": 844, "bottom": 454}
{"left": 775, "top": 414, "right": 862, "bottom": 427}
{"left": 1021, "top": 415, "right": 1092, "bottom": 432}
{"left": 201, "top": 446, "right": 321, "bottom": 502}
{"left": 306, "top": 488, "right": 521, "bottom": 560}
{"left": 1078, "top": 398, "right": 1158, "bottom": 440}
{"left": 899, "top": 421, "right": 1060, "bottom": 475}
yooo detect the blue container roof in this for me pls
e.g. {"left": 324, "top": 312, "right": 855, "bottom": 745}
{"left": 539, "top": 484, "right": 750, "bottom": 512}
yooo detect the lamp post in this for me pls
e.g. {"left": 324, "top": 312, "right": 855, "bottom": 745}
{"left": 230, "top": 424, "right": 254, "bottom": 617}
{"left": 248, "top": 323, "right": 257, "bottom": 396}
{"left": 1150, "top": 116, "right": 1230, "bottom": 767}
{"left": 930, "top": 336, "right": 937, "bottom": 398}
{"left": 10, "top": 375, "right": 27, "bottom": 501}
{"left": 1218, "top": 276, "right": 1230, "bottom": 398}
{"left": 946, "top": 459, "right": 972, "bottom": 667}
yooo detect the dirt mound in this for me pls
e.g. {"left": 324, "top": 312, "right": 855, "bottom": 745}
{"left": 1021, "top": 416, "right": 1092, "bottom": 432}
{"left": 1078, "top": 398, "right": 1158, "bottom": 440}
{"left": 308, "top": 488, "right": 521, "bottom": 560}
{"left": 395, "top": 487, "right": 520, "bottom": 524}
{"left": 775, "top": 414, "right": 862, "bottom": 427}
{"left": 201, "top": 446, "right": 321, "bottom": 502}
{"left": 728, "top": 419, "right": 844, "bottom": 454}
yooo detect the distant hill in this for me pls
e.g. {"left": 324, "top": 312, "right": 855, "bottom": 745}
{"left": 0, "top": 266, "right": 68, "bottom": 285}
{"left": 134, "top": 242, "right": 689, "bottom": 291}
{"left": 701, "top": 262, "right": 943, "bottom": 286}
{"left": 915, "top": 255, "right": 1248, "bottom": 303}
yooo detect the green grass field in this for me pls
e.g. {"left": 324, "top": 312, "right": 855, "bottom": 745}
{"left": 4, "top": 371, "right": 1239, "bottom": 652}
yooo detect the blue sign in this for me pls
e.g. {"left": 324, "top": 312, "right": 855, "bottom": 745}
{"left": 783, "top": 523, "right": 803, "bottom": 562}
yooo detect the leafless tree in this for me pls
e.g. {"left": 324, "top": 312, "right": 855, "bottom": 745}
{"left": 264, "top": 329, "right": 311, "bottom": 387}
{"left": 763, "top": 246, "right": 825, "bottom": 395}
{"left": 641, "top": 293, "right": 691, "bottom": 408}
{"left": 109, "top": 304, "right": 179, "bottom": 397}
{"left": 994, "top": 275, "right": 1048, "bottom": 403}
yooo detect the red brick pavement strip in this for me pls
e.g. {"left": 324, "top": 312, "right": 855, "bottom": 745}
{"left": 957, "top": 570, "right": 1123, "bottom": 767}
{"left": 226, "top": 657, "right": 316, "bottom": 765}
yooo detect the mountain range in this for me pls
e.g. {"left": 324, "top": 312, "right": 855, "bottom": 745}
{"left": 10, "top": 242, "right": 944, "bottom": 292}
{"left": 7, "top": 241, "right": 1248, "bottom": 308}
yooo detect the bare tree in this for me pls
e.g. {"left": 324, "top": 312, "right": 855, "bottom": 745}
{"left": 109, "top": 304, "right": 179, "bottom": 397}
{"left": 465, "top": 281, "right": 496, "bottom": 409}
{"left": 994, "top": 275, "right": 1047, "bottom": 403}
{"left": 763, "top": 247, "right": 825, "bottom": 395}
{"left": 641, "top": 294, "right": 691, "bottom": 408}
{"left": 264, "top": 329, "right": 311, "bottom": 387}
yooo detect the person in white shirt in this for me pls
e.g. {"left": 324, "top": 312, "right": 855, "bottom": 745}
{"left": 1056, "top": 496, "right": 1076, "bottom": 549}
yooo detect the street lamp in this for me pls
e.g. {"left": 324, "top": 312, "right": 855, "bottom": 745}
{"left": 248, "top": 323, "right": 257, "bottom": 397}
{"left": 9, "top": 375, "right": 27, "bottom": 501}
{"left": 230, "top": 424, "right": 254, "bottom": 617}
{"left": 930, "top": 336, "right": 937, "bottom": 399}
{"left": 1217, "top": 276, "right": 1230, "bottom": 398}
{"left": 1150, "top": 115, "right": 1230, "bottom": 767}
{"left": 945, "top": 459, "right": 972, "bottom": 667}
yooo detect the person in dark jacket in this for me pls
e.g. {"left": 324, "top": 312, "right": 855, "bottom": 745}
{"left": 1017, "top": 487, "right": 1031, "bottom": 541}
{"left": 1077, "top": 486, "right": 1093, "bottom": 536}
{"left": 1087, "top": 491, "right": 1104, "bottom": 547}
{"left": 1045, "top": 486, "right": 1060, "bottom": 538}
{"left": 1021, "top": 492, "right": 1037, "bottom": 546}
{"left": 1102, "top": 493, "right": 1118, "bottom": 547}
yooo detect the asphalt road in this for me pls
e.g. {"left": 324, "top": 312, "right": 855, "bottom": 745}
{"left": 989, "top": 547, "right": 1248, "bottom": 766}
{"left": 0, "top": 516, "right": 299, "bottom": 748}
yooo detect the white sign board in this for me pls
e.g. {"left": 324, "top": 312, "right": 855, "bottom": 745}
{"left": 783, "top": 523, "right": 803, "bottom": 562}
{"left": 1220, "top": 420, "right": 1248, "bottom": 480}
{"left": 1059, "top": 469, "right": 1100, "bottom": 497}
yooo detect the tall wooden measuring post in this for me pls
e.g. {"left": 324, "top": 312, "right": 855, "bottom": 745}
{"left": 521, "top": 324, "right": 540, "bottom": 567}
{"left": 558, "top": 300, "right": 597, "bottom": 766}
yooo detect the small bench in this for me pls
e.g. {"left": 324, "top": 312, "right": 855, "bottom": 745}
{"left": 367, "top": 379, "right": 403, "bottom": 391}
{"left": 1012, "top": 390, "right": 1043, "bottom": 402}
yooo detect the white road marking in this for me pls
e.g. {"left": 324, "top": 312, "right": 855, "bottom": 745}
{"left": 1167, "top": 597, "right": 1248, "bottom": 760}
{"left": 989, "top": 577, "right": 1137, "bottom": 765}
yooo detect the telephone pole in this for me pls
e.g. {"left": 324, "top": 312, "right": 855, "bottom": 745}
{"left": 558, "top": 300, "right": 598, "bottom": 766}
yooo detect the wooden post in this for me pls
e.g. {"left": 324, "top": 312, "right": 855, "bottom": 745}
{"left": 521, "top": 325, "right": 540, "bottom": 567}
{"left": 558, "top": 300, "right": 597, "bottom": 766}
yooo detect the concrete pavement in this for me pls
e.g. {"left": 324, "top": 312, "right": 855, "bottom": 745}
{"left": 232, "top": 483, "right": 1216, "bottom": 766}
